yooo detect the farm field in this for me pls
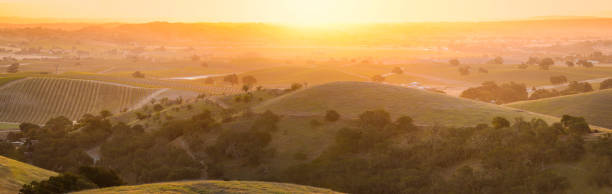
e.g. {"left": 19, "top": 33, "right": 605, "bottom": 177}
{"left": 0, "top": 77, "right": 159, "bottom": 124}
{"left": 507, "top": 89, "right": 612, "bottom": 129}
{"left": 397, "top": 63, "right": 612, "bottom": 87}
{"left": 0, "top": 156, "right": 57, "bottom": 194}
{"left": 254, "top": 81, "right": 558, "bottom": 127}
{"left": 74, "top": 180, "right": 342, "bottom": 194}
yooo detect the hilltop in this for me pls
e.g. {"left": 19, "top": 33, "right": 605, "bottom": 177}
{"left": 507, "top": 89, "right": 612, "bottom": 129}
{"left": 73, "top": 180, "right": 341, "bottom": 194}
{"left": 254, "top": 82, "right": 556, "bottom": 127}
{"left": 0, "top": 156, "right": 57, "bottom": 194}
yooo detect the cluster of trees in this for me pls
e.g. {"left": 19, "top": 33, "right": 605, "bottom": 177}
{"left": 20, "top": 166, "right": 124, "bottom": 194}
{"left": 600, "top": 78, "right": 612, "bottom": 90}
{"left": 550, "top": 75, "right": 568, "bottom": 85}
{"left": 529, "top": 81, "right": 593, "bottom": 100}
{"left": 221, "top": 74, "right": 257, "bottom": 86}
{"left": 0, "top": 110, "right": 205, "bottom": 184}
{"left": 460, "top": 81, "right": 528, "bottom": 104}
{"left": 283, "top": 110, "right": 588, "bottom": 194}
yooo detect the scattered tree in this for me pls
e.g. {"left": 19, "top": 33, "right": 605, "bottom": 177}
{"left": 223, "top": 74, "right": 239, "bottom": 85}
{"left": 131, "top": 71, "right": 145, "bottom": 78}
{"left": 371, "top": 75, "right": 385, "bottom": 82}
{"left": 449, "top": 59, "right": 460, "bottom": 66}
{"left": 204, "top": 77, "right": 214, "bottom": 85}
{"left": 325, "top": 110, "right": 340, "bottom": 122}
{"left": 392, "top": 67, "right": 403, "bottom": 74}
{"left": 6, "top": 63, "right": 18, "bottom": 73}
{"left": 550, "top": 76, "right": 568, "bottom": 85}
{"left": 242, "top": 75, "right": 257, "bottom": 86}
{"left": 539, "top": 58, "right": 554, "bottom": 70}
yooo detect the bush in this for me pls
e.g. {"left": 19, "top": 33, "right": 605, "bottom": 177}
{"left": 325, "top": 110, "right": 340, "bottom": 122}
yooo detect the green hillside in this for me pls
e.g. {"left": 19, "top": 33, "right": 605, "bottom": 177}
{"left": 0, "top": 156, "right": 57, "bottom": 194}
{"left": 0, "top": 77, "right": 159, "bottom": 124}
{"left": 507, "top": 89, "right": 612, "bottom": 129}
{"left": 254, "top": 81, "right": 556, "bottom": 127}
{"left": 73, "top": 180, "right": 342, "bottom": 194}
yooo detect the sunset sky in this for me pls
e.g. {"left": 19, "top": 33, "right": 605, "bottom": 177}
{"left": 1, "top": 0, "right": 612, "bottom": 24}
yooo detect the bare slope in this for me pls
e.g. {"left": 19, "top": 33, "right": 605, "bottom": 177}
{"left": 254, "top": 82, "right": 556, "bottom": 126}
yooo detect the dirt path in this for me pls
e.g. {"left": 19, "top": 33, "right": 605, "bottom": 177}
{"left": 130, "top": 88, "right": 170, "bottom": 110}
{"left": 96, "top": 67, "right": 116, "bottom": 74}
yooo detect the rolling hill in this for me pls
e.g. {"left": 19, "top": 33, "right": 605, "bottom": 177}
{"left": 0, "top": 77, "right": 159, "bottom": 124}
{"left": 73, "top": 180, "right": 341, "bottom": 194}
{"left": 0, "top": 156, "right": 57, "bottom": 194}
{"left": 254, "top": 81, "right": 557, "bottom": 127}
{"left": 507, "top": 89, "right": 612, "bottom": 129}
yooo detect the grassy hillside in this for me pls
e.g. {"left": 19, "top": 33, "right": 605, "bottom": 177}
{"left": 254, "top": 81, "right": 557, "bottom": 126}
{"left": 507, "top": 89, "right": 612, "bottom": 129}
{"left": 0, "top": 156, "right": 57, "bottom": 194}
{"left": 74, "top": 180, "right": 341, "bottom": 194}
{"left": 0, "top": 77, "right": 159, "bottom": 124}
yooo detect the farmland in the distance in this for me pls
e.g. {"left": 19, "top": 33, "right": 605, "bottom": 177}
{"left": 0, "top": 77, "right": 159, "bottom": 124}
